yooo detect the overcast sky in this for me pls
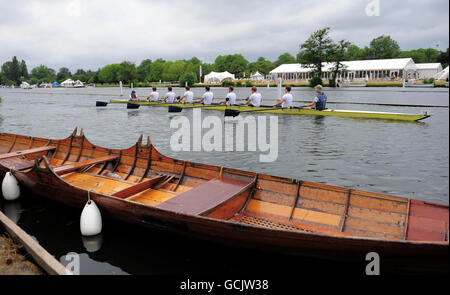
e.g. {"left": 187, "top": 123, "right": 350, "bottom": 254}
{"left": 0, "top": 0, "right": 448, "bottom": 71}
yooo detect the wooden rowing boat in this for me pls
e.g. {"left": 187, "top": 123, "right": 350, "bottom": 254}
{"left": 1, "top": 129, "right": 448, "bottom": 274}
{"left": 109, "top": 100, "right": 430, "bottom": 121}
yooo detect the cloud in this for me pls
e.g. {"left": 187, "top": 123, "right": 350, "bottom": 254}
{"left": 0, "top": 0, "right": 448, "bottom": 71}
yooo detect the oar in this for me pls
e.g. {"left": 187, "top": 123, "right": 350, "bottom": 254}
{"left": 96, "top": 101, "right": 108, "bottom": 107}
{"left": 224, "top": 106, "right": 300, "bottom": 117}
{"left": 127, "top": 102, "right": 140, "bottom": 109}
{"left": 168, "top": 103, "right": 223, "bottom": 113}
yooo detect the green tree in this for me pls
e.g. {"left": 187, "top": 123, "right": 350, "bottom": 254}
{"left": 57, "top": 67, "right": 72, "bottom": 82}
{"left": 367, "top": 35, "right": 401, "bottom": 59}
{"left": 137, "top": 59, "right": 152, "bottom": 81}
{"left": 148, "top": 59, "right": 165, "bottom": 81}
{"left": 344, "top": 44, "right": 367, "bottom": 60}
{"left": 30, "top": 65, "right": 56, "bottom": 83}
{"left": 297, "top": 27, "right": 335, "bottom": 86}
{"left": 117, "top": 61, "right": 138, "bottom": 84}
{"left": 214, "top": 54, "right": 248, "bottom": 77}
{"left": 98, "top": 64, "right": 121, "bottom": 83}
{"left": 1, "top": 56, "right": 22, "bottom": 85}
{"left": 329, "top": 40, "right": 351, "bottom": 87}
{"left": 72, "top": 69, "right": 87, "bottom": 81}
{"left": 179, "top": 72, "right": 197, "bottom": 86}
{"left": 438, "top": 48, "right": 449, "bottom": 68}
{"left": 162, "top": 60, "right": 186, "bottom": 81}
{"left": 274, "top": 53, "right": 296, "bottom": 67}
{"left": 20, "top": 60, "right": 28, "bottom": 79}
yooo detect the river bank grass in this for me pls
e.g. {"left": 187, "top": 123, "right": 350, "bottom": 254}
{"left": 0, "top": 233, "right": 44, "bottom": 275}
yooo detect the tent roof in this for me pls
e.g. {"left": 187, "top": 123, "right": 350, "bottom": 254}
{"left": 204, "top": 71, "right": 236, "bottom": 82}
{"left": 270, "top": 58, "right": 418, "bottom": 74}
{"left": 434, "top": 66, "right": 449, "bottom": 80}
{"left": 415, "top": 63, "right": 442, "bottom": 70}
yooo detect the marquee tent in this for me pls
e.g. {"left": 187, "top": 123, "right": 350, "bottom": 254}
{"left": 434, "top": 66, "right": 449, "bottom": 80}
{"left": 204, "top": 71, "right": 235, "bottom": 84}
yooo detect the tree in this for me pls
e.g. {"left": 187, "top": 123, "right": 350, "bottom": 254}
{"left": 30, "top": 65, "right": 56, "bottom": 83}
{"left": 214, "top": 54, "right": 248, "bottom": 77}
{"left": 1, "top": 56, "right": 22, "bottom": 85}
{"left": 438, "top": 48, "right": 449, "bottom": 68}
{"left": 72, "top": 69, "right": 87, "bottom": 81}
{"left": 20, "top": 60, "right": 28, "bottom": 79}
{"left": 329, "top": 40, "right": 351, "bottom": 87}
{"left": 148, "top": 59, "right": 165, "bottom": 82}
{"left": 179, "top": 72, "right": 197, "bottom": 87}
{"left": 274, "top": 53, "right": 296, "bottom": 67}
{"left": 367, "top": 35, "right": 400, "bottom": 59}
{"left": 137, "top": 59, "right": 152, "bottom": 81}
{"left": 117, "top": 61, "right": 137, "bottom": 84}
{"left": 57, "top": 67, "right": 72, "bottom": 82}
{"left": 297, "top": 27, "right": 335, "bottom": 86}
{"left": 344, "top": 44, "right": 367, "bottom": 60}
{"left": 98, "top": 64, "right": 121, "bottom": 83}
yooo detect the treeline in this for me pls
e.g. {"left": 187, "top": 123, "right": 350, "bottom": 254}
{"left": 1, "top": 31, "right": 448, "bottom": 87}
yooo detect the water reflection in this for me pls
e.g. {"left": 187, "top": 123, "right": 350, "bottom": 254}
{"left": 82, "top": 234, "right": 103, "bottom": 253}
{"left": 2, "top": 200, "right": 21, "bottom": 223}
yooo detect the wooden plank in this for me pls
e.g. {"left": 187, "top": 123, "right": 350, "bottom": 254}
{"left": 53, "top": 155, "right": 119, "bottom": 175}
{"left": 172, "top": 161, "right": 186, "bottom": 192}
{"left": 60, "top": 135, "right": 75, "bottom": 165}
{"left": 0, "top": 146, "right": 56, "bottom": 160}
{"left": 289, "top": 181, "right": 302, "bottom": 221}
{"left": 0, "top": 211, "right": 72, "bottom": 275}
{"left": 404, "top": 199, "right": 411, "bottom": 240}
{"left": 339, "top": 189, "right": 351, "bottom": 232}
{"left": 124, "top": 144, "right": 138, "bottom": 180}
{"left": 157, "top": 176, "right": 253, "bottom": 215}
{"left": 7, "top": 135, "right": 17, "bottom": 153}
{"left": 112, "top": 175, "right": 166, "bottom": 199}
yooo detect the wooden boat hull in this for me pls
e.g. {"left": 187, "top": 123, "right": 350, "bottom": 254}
{"left": 109, "top": 100, "right": 430, "bottom": 121}
{"left": 4, "top": 129, "right": 447, "bottom": 274}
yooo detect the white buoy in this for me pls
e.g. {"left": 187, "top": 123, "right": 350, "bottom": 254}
{"left": 80, "top": 192, "right": 102, "bottom": 236}
{"left": 2, "top": 172, "right": 20, "bottom": 201}
{"left": 82, "top": 234, "right": 103, "bottom": 253}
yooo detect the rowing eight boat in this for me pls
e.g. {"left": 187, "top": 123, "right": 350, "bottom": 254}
{"left": 110, "top": 100, "right": 430, "bottom": 121}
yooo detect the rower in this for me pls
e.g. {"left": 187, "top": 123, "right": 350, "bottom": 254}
{"left": 273, "top": 86, "right": 293, "bottom": 108}
{"left": 179, "top": 86, "right": 194, "bottom": 103}
{"left": 147, "top": 87, "right": 159, "bottom": 102}
{"left": 198, "top": 86, "right": 214, "bottom": 105}
{"left": 163, "top": 86, "right": 177, "bottom": 103}
{"left": 129, "top": 90, "right": 140, "bottom": 101}
{"left": 303, "top": 84, "right": 327, "bottom": 110}
{"left": 245, "top": 86, "right": 262, "bottom": 107}
{"left": 219, "top": 86, "right": 237, "bottom": 105}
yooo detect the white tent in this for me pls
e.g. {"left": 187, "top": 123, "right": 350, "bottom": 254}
{"left": 416, "top": 63, "right": 442, "bottom": 79}
{"left": 204, "top": 71, "right": 235, "bottom": 84}
{"left": 434, "top": 66, "right": 449, "bottom": 80}
{"left": 251, "top": 71, "right": 265, "bottom": 80}
{"left": 20, "top": 81, "right": 31, "bottom": 89}
{"left": 61, "top": 79, "right": 75, "bottom": 87}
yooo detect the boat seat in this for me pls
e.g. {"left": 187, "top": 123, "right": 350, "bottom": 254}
{"left": 0, "top": 157, "right": 34, "bottom": 171}
{"left": 53, "top": 155, "right": 119, "bottom": 175}
{"left": 156, "top": 176, "right": 253, "bottom": 215}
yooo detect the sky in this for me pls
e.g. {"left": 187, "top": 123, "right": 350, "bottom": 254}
{"left": 0, "top": 0, "right": 448, "bottom": 71}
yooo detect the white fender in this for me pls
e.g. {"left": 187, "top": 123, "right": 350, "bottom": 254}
{"left": 80, "top": 199, "right": 102, "bottom": 236}
{"left": 2, "top": 172, "right": 20, "bottom": 201}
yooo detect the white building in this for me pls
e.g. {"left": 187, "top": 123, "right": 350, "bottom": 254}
{"left": 269, "top": 58, "right": 436, "bottom": 81}
{"left": 416, "top": 63, "right": 443, "bottom": 79}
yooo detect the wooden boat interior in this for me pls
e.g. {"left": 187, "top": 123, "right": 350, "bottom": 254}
{"left": 1, "top": 129, "right": 448, "bottom": 243}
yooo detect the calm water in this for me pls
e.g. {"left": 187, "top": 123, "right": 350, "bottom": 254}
{"left": 0, "top": 86, "right": 448, "bottom": 275}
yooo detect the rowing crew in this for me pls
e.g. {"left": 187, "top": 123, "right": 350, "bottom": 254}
{"left": 129, "top": 84, "right": 327, "bottom": 110}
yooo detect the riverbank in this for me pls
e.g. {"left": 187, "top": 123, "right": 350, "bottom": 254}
{"left": 0, "top": 233, "right": 44, "bottom": 275}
